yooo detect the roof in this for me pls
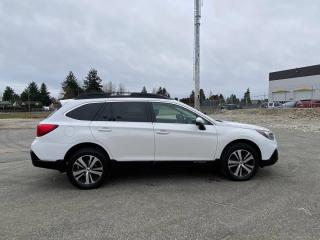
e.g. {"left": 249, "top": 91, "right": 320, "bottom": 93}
{"left": 59, "top": 97, "right": 176, "bottom": 108}
{"left": 74, "top": 92, "right": 170, "bottom": 100}
{"left": 269, "top": 64, "right": 320, "bottom": 81}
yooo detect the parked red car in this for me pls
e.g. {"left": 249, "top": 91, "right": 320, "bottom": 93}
{"left": 296, "top": 99, "right": 320, "bottom": 108}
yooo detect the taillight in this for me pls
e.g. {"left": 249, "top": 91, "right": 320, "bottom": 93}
{"left": 37, "top": 124, "right": 59, "bottom": 137}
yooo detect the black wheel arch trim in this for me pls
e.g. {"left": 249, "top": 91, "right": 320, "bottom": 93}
{"left": 220, "top": 139, "right": 262, "bottom": 163}
{"left": 64, "top": 142, "right": 110, "bottom": 164}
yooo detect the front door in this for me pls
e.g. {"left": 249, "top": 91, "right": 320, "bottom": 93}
{"left": 151, "top": 102, "right": 217, "bottom": 161}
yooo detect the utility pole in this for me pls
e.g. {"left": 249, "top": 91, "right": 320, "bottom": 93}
{"left": 194, "top": 0, "right": 201, "bottom": 110}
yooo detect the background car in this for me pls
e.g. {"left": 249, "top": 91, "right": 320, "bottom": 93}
{"left": 267, "top": 102, "right": 282, "bottom": 108}
{"left": 296, "top": 99, "right": 320, "bottom": 108}
{"left": 281, "top": 101, "right": 297, "bottom": 108}
{"left": 220, "top": 104, "right": 241, "bottom": 110}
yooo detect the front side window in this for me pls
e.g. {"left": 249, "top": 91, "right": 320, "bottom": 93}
{"left": 111, "top": 102, "right": 149, "bottom": 122}
{"left": 152, "top": 102, "right": 209, "bottom": 124}
{"left": 66, "top": 103, "right": 104, "bottom": 121}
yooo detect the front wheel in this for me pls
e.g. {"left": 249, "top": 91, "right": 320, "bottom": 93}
{"left": 220, "top": 143, "right": 259, "bottom": 181}
{"left": 66, "top": 148, "right": 109, "bottom": 189}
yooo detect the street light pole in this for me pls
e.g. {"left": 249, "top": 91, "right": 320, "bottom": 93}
{"left": 194, "top": 0, "right": 201, "bottom": 110}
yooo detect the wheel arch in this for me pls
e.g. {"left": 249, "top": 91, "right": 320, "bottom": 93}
{"left": 64, "top": 142, "right": 110, "bottom": 163}
{"left": 219, "top": 139, "right": 262, "bottom": 162}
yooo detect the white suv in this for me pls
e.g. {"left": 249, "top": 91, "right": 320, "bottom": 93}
{"left": 31, "top": 93, "right": 278, "bottom": 189}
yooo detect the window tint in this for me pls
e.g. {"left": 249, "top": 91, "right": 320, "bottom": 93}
{"left": 95, "top": 103, "right": 112, "bottom": 121}
{"left": 111, "top": 102, "right": 149, "bottom": 122}
{"left": 66, "top": 103, "right": 103, "bottom": 121}
{"left": 152, "top": 102, "right": 209, "bottom": 124}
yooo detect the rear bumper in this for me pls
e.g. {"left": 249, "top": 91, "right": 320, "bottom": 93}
{"left": 31, "top": 151, "right": 66, "bottom": 172}
{"left": 260, "top": 149, "right": 278, "bottom": 167}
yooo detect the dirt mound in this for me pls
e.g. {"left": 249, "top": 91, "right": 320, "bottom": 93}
{"left": 213, "top": 108, "right": 320, "bottom": 133}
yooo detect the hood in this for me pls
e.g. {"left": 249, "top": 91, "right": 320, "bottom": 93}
{"left": 215, "top": 120, "right": 268, "bottom": 131}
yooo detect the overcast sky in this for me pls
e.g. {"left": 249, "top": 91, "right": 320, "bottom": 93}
{"left": 0, "top": 0, "right": 319, "bottom": 99}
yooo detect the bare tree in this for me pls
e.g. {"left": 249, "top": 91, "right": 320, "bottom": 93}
{"left": 117, "top": 83, "right": 126, "bottom": 95}
{"left": 104, "top": 81, "right": 115, "bottom": 94}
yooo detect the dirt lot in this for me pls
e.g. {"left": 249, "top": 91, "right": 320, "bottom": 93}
{"left": 213, "top": 108, "right": 320, "bottom": 133}
{"left": 0, "top": 109, "right": 319, "bottom": 239}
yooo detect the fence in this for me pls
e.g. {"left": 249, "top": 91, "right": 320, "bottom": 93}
{"left": 197, "top": 99, "right": 265, "bottom": 114}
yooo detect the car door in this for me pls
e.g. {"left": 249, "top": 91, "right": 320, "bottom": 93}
{"left": 90, "top": 101, "right": 155, "bottom": 161}
{"left": 151, "top": 102, "right": 217, "bottom": 161}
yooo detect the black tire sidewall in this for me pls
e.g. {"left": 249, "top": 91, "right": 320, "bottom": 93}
{"left": 221, "top": 143, "right": 259, "bottom": 181}
{"left": 66, "top": 148, "right": 109, "bottom": 189}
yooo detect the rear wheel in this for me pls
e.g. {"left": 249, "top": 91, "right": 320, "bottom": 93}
{"left": 220, "top": 143, "right": 259, "bottom": 181}
{"left": 66, "top": 148, "right": 109, "bottom": 189}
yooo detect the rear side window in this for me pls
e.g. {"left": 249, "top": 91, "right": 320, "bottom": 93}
{"left": 95, "top": 103, "right": 112, "bottom": 121}
{"left": 66, "top": 103, "right": 104, "bottom": 120}
{"left": 111, "top": 102, "right": 149, "bottom": 122}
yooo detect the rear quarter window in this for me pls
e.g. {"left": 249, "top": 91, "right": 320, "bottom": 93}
{"left": 66, "top": 103, "right": 104, "bottom": 121}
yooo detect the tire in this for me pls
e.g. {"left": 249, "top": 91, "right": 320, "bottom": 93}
{"left": 66, "top": 148, "right": 109, "bottom": 189}
{"left": 220, "top": 143, "right": 259, "bottom": 181}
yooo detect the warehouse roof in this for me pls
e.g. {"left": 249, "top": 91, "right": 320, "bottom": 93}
{"left": 269, "top": 64, "right": 320, "bottom": 81}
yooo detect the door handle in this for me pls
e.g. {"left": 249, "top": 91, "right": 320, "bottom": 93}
{"left": 98, "top": 128, "right": 112, "bottom": 132}
{"left": 156, "top": 130, "right": 169, "bottom": 135}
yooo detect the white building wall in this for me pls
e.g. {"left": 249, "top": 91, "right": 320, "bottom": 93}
{"left": 269, "top": 75, "right": 320, "bottom": 101}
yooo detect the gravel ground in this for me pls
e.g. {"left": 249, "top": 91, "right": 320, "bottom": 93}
{"left": 0, "top": 111, "right": 319, "bottom": 240}
{"left": 212, "top": 108, "right": 320, "bottom": 133}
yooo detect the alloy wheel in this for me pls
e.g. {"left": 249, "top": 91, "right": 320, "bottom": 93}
{"left": 227, "top": 149, "right": 255, "bottom": 178}
{"left": 72, "top": 155, "right": 104, "bottom": 185}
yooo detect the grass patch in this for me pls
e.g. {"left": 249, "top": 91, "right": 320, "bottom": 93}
{"left": 0, "top": 112, "right": 50, "bottom": 119}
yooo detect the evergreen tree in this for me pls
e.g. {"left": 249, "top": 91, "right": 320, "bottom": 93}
{"left": 141, "top": 86, "right": 147, "bottom": 94}
{"left": 226, "top": 94, "right": 240, "bottom": 104}
{"left": 2, "top": 86, "right": 15, "bottom": 102}
{"left": 156, "top": 87, "right": 170, "bottom": 98}
{"left": 83, "top": 69, "right": 103, "bottom": 92}
{"left": 21, "top": 82, "right": 40, "bottom": 101}
{"left": 219, "top": 94, "right": 225, "bottom": 103}
{"left": 62, "top": 71, "right": 81, "bottom": 99}
{"left": 189, "top": 90, "right": 195, "bottom": 104}
{"left": 242, "top": 88, "right": 252, "bottom": 105}
{"left": 39, "top": 83, "right": 51, "bottom": 106}
{"left": 188, "top": 89, "right": 205, "bottom": 104}
{"left": 199, "top": 89, "right": 206, "bottom": 104}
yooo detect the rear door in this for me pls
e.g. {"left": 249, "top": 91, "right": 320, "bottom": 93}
{"left": 90, "top": 101, "right": 155, "bottom": 161}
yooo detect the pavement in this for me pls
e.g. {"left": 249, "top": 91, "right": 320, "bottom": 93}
{"left": 0, "top": 127, "right": 320, "bottom": 240}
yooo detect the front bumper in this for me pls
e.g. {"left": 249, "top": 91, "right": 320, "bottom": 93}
{"left": 31, "top": 151, "right": 66, "bottom": 172}
{"left": 260, "top": 149, "right": 278, "bottom": 167}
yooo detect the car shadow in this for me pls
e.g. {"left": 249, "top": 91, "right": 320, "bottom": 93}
{"left": 108, "top": 161, "right": 222, "bottom": 183}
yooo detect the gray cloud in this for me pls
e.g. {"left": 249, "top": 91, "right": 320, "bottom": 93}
{"left": 0, "top": 0, "right": 319, "bottom": 99}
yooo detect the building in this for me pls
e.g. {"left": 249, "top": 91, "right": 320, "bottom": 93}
{"left": 269, "top": 64, "right": 320, "bottom": 102}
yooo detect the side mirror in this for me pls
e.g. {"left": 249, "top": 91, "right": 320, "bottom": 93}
{"left": 195, "top": 117, "right": 206, "bottom": 130}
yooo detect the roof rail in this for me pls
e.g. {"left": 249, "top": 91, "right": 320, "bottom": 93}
{"left": 74, "top": 92, "right": 108, "bottom": 99}
{"left": 74, "top": 92, "right": 170, "bottom": 100}
{"left": 126, "top": 93, "right": 170, "bottom": 99}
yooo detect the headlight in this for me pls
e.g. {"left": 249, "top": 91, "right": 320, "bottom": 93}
{"left": 256, "top": 129, "right": 275, "bottom": 140}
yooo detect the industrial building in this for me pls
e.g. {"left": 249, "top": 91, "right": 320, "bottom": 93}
{"left": 269, "top": 64, "right": 320, "bottom": 102}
